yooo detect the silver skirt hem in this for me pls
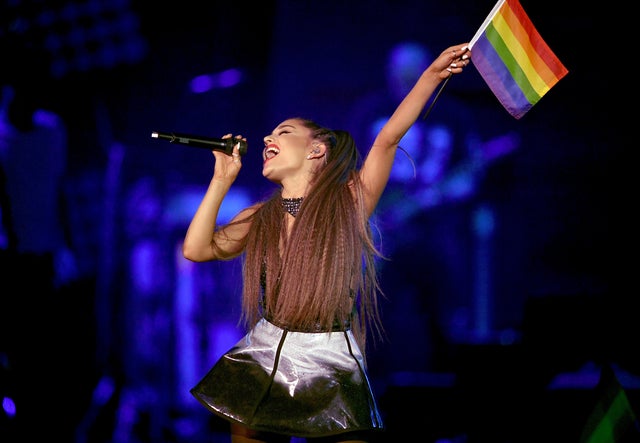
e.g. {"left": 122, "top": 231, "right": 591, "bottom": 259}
{"left": 191, "top": 317, "right": 384, "bottom": 437}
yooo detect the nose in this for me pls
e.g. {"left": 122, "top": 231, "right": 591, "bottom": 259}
{"left": 263, "top": 135, "right": 273, "bottom": 145}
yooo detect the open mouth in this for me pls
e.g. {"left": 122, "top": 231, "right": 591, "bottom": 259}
{"left": 263, "top": 145, "right": 280, "bottom": 161}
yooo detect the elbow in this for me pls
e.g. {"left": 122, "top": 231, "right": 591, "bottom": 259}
{"left": 182, "top": 247, "right": 197, "bottom": 262}
{"left": 182, "top": 240, "right": 227, "bottom": 262}
{"left": 182, "top": 242, "right": 206, "bottom": 262}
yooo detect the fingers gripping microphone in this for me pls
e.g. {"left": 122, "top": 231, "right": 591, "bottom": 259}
{"left": 151, "top": 131, "right": 248, "bottom": 156}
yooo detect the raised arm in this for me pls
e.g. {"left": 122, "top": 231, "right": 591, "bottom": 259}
{"left": 182, "top": 138, "right": 254, "bottom": 262}
{"left": 359, "top": 43, "right": 471, "bottom": 216}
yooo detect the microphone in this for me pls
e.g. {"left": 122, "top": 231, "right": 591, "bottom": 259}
{"left": 150, "top": 131, "right": 248, "bottom": 156}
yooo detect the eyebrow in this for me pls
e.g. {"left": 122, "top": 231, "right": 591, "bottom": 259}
{"left": 275, "top": 124, "right": 296, "bottom": 131}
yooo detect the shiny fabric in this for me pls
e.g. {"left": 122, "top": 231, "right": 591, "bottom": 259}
{"left": 191, "top": 317, "right": 384, "bottom": 437}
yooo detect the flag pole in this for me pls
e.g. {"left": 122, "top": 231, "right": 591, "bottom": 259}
{"left": 421, "top": 72, "right": 452, "bottom": 120}
{"left": 423, "top": 0, "right": 506, "bottom": 121}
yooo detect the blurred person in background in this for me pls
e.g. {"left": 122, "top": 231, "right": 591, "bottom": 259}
{"left": 0, "top": 37, "right": 80, "bottom": 441}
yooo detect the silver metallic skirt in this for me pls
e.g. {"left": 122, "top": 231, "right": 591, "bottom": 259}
{"left": 191, "top": 317, "right": 384, "bottom": 437}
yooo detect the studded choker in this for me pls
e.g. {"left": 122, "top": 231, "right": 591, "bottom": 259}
{"left": 281, "top": 197, "right": 304, "bottom": 217}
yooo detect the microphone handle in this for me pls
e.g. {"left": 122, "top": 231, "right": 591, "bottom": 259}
{"left": 151, "top": 131, "right": 248, "bottom": 156}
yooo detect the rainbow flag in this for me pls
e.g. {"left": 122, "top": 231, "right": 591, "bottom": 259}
{"left": 469, "top": 0, "right": 568, "bottom": 119}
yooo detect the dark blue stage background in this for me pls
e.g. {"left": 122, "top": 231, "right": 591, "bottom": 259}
{"left": 0, "top": 1, "right": 631, "bottom": 442}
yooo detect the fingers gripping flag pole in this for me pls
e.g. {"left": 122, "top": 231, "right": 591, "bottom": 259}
{"left": 468, "top": 0, "right": 569, "bottom": 119}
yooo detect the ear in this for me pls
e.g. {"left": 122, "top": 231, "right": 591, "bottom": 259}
{"left": 306, "top": 142, "right": 327, "bottom": 160}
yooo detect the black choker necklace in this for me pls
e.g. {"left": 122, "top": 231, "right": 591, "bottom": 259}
{"left": 281, "top": 197, "right": 304, "bottom": 217}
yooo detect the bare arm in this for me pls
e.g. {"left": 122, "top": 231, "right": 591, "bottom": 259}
{"left": 359, "top": 43, "right": 471, "bottom": 216}
{"left": 182, "top": 138, "right": 253, "bottom": 262}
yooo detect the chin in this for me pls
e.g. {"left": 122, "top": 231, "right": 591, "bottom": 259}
{"left": 262, "top": 168, "right": 282, "bottom": 184}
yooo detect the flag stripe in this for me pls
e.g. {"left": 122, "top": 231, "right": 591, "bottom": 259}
{"left": 499, "top": 0, "right": 567, "bottom": 89}
{"left": 469, "top": 0, "right": 568, "bottom": 119}
{"left": 492, "top": 6, "right": 550, "bottom": 97}
{"left": 485, "top": 23, "right": 540, "bottom": 106}
{"left": 473, "top": 35, "right": 532, "bottom": 119}
{"left": 507, "top": 0, "right": 569, "bottom": 80}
